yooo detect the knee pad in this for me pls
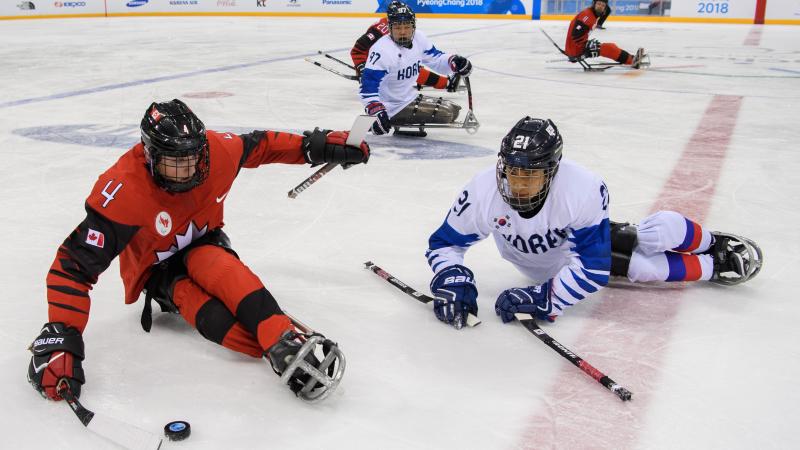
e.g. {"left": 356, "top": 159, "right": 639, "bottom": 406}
{"left": 195, "top": 299, "right": 237, "bottom": 345}
{"left": 610, "top": 221, "right": 639, "bottom": 277}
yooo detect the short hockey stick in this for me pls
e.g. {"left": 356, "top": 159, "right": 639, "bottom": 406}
{"left": 318, "top": 51, "right": 355, "bottom": 70}
{"left": 539, "top": 29, "right": 621, "bottom": 72}
{"left": 514, "top": 313, "right": 632, "bottom": 402}
{"left": 465, "top": 76, "right": 473, "bottom": 112}
{"left": 59, "top": 383, "right": 163, "bottom": 449}
{"left": 287, "top": 115, "right": 374, "bottom": 199}
{"left": 304, "top": 57, "right": 359, "bottom": 81}
{"left": 364, "top": 261, "right": 481, "bottom": 328}
{"left": 288, "top": 162, "right": 338, "bottom": 199}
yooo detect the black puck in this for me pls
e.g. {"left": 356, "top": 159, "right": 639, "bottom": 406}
{"left": 164, "top": 420, "right": 191, "bottom": 441}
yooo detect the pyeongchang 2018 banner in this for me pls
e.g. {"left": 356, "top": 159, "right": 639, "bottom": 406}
{"left": 375, "top": 0, "right": 528, "bottom": 15}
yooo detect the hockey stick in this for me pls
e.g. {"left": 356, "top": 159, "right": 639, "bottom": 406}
{"left": 364, "top": 261, "right": 481, "bottom": 328}
{"left": 465, "top": 76, "right": 473, "bottom": 112}
{"left": 514, "top": 313, "right": 633, "bottom": 402}
{"left": 318, "top": 51, "right": 355, "bottom": 70}
{"left": 58, "top": 383, "right": 163, "bottom": 449}
{"left": 304, "top": 57, "right": 359, "bottom": 81}
{"left": 287, "top": 115, "right": 374, "bottom": 199}
{"left": 539, "top": 29, "right": 621, "bottom": 72}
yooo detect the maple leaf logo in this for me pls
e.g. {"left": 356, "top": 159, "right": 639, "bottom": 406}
{"left": 154, "top": 221, "right": 208, "bottom": 263}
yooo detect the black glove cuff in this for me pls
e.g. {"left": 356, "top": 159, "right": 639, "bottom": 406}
{"left": 31, "top": 322, "right": 85, "bottom": 360}
{"left": 301, "top": 128, "right": 329, "bottom": 165}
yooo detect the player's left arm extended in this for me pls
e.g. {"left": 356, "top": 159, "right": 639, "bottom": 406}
{"left": 549, "top": 219, "right": 611, "bottom": 315}
{"left": 236, "top": 130, "right": 306, "bottom": 167}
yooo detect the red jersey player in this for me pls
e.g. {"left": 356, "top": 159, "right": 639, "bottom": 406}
{"left": 565, "top": 0, "right": 647, "bottom": 69}
{"left": 27, "top": 99, "right": 368, "bottom": 403}
{"left": 351, "top": 1, "right": 460, "bottom": 92}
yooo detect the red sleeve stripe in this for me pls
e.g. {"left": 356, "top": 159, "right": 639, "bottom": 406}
{"left": 48, "top": 301, "right": 89, "bottom": 315}
{"left": 47, "top": 284, "right": 90, "bottom": 298}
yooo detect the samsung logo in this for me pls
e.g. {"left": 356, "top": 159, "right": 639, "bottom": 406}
{"left": 126, "top": 0, "right": 149, "bottom": 7}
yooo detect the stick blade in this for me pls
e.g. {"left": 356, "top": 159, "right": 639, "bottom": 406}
{"left": 87, "top": 414, "right": 163, "bottom": 450}
{"left": 346, "top": 115, "right": 374, "bottom": 147}
{"left": 465, "top": 313, "right": 481, "bottom": 327}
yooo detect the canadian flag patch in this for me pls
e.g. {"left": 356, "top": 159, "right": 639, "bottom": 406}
{"left": 86, "top": 229, "right": 105, "bottom": 248}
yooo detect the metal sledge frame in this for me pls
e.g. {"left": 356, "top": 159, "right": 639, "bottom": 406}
{"left": 540, "top": 29, "right": 625, "bottom": 72}
{"left": 392, "top": 76, "right": 479, "bottom": 136}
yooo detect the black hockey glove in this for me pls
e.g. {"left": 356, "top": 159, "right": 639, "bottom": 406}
{"left": 366, "top": 101, "right": 391, "bottom": 135}
{"left": 449, "top": 55, "right": 473, "bottom": 77}
{"left": 446, "top": 74, "right": 462, "bottom": 93}
{"left": 430, "top": 265, "right": 478, "bottom": 330}
{"left": 584, "top": 39, "right": 601, "bottom": 59}
{"left": 302, "top": 128, "right": 370, "bottom": 166}
{"left": 355, "top": 62, "right": 365, "bottom": 78}
{"left": 27, "top": 322, "right": 85, "bottom": 401}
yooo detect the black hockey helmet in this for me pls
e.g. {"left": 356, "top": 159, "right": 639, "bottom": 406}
{"left": 592, "top": 0, "right": 609, "bottom": 13}
{"left": 140, "top": 99, "right": 209, "bottom": 193}
{"left": 386, "top": 1, "right": 415, "bottom": 48}
{"left": 496, "top": 117, "right": 563, "bottom": 213}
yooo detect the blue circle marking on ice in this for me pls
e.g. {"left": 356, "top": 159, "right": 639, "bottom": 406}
{"left": 12, "top": 124, "right": 493, "bottom": 160}
{"left": 169, "top": 422, "right": 187, "bottom": 432}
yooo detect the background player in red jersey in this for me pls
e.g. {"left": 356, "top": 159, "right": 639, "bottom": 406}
{"left": 351, "top": 1, "right": 460, "bottom": 92}
{"left": 27, "top": 99, "right": 368, "bottom": 402}
{"left": 565, "top": 0, "right": 647, "bottom": 68}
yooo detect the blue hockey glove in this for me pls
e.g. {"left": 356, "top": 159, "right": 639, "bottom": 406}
{"left": 430, "top": 265, "right": 478, "bottom": 329}
{"left": 448, "top": 55, "right": 473, "bottom": 77}
{"left": 495, "top": 282, "right": 555, "bottom": 324}
{"left": 366, "top": 101, "right": 391, "bottom": 135}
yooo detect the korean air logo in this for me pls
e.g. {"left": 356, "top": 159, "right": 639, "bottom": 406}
{"left": 126, "top": 0, "right": 149, "bottom": 6}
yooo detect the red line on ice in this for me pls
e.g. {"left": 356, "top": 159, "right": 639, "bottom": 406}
{"left": 519, "top": 95, "right": 743, "bottom": 449}
{"left": 743, "top": 26, "right": 763, "bottom": 46}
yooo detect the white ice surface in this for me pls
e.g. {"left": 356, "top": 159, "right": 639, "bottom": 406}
{"left": 1, "top": 17, "right": 799, "bottom": 450}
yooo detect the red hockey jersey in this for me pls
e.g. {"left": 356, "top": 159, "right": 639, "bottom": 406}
{"left": 45, "top": 130, "right": 305, "bottom": 333}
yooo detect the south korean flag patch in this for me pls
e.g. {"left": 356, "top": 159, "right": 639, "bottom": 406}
{"left": 86, "top": 228, "right": 105, "bottom": 248}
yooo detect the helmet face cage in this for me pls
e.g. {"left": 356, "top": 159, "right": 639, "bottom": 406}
{"left": 387, "top": 2, "right": 415, "bottom": 48}
{"left": 140, "top": 100, "right": 210, "bottom": 193}
{"left": 495, "top": 118, "right": 563, "bottom": 213}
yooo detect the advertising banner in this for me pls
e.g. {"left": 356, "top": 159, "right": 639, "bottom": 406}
{"left": 541, "top": 0, "right": 671, "bottom": 17}
{"left": 107, "top": 0, "right": 376, "bottom": 14}
{"left": 375, "top": 0, "right": 527, "bottom": 15}
{"left": 670, "top": 0, "right": 756, "bottom": 19}
{"left": 1, "top": 1, "right": 105, "bottom": 17}
{"left": 766, "top": 0, "right": 800, "bottom": 21}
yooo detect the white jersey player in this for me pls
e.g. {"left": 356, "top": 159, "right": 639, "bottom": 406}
{"left": 359, "top": 1, "right": 473, "bottom": 135}
{"left": 425, "top": 117, "right": 762, "bottom": 329}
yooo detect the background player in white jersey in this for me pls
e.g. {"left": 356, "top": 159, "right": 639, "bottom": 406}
{"left": 359, "top": 2, "right": 473, "bottom": 136}
{"left": 425, "top": 117, "right": 762, "bottom": 329}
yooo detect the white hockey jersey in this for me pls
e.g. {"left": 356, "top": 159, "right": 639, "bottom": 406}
{"left": 425, "top": 159, "right": 611, "bottom": 317}
{"left": 359, "top": 30, "right": 454, "bottom": 118}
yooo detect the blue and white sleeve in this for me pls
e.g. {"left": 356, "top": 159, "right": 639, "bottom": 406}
{"left": 416, "top": 31, "right": 453, "bottom": 76}
{"left": 359, "top": 49, "right": 388, "bottom": 108}
{"left": 549, "top": 186, "right": 611, "bottom": 316}
{"left": 425, "top": 187, "right": 488, "bottom": 274}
